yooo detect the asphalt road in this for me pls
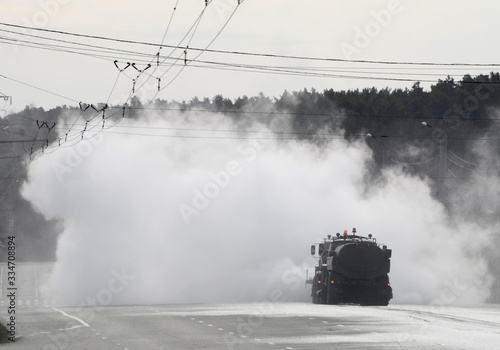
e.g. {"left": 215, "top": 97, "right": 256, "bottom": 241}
{"left": 1, "top": 302, "right": 500, "bottom": 350}
{"left": 1, "top": 263, "right": 500, "bottom": 349}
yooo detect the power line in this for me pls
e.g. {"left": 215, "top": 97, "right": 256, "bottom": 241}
{"left": 2, "top": 22, "right": 500, "bottom": 68}
{"left": 3, "top": 29, "right": 499, "bottom": 86}
{"left": 3, "top": 30, "right": 497, "bottom": 75}
{"left": 100, "top": 128, "right": 500, "bottom": 142}
{"left": 0, "top": 139, "right": 46, "bottom": 144}
{"left": 7, "top": 1, "right": 243, "bottom": 161}
{"left": 14, "top": 104, "right": 500, "bottom": 131}
{"left": 123, "top": 106, "right": 500, "bottom": 122}
{"left": 0, "top": 74, "right": 79, "bottom": 103}
{"left": 0, "top": 33, "right": 476, "bottom": 84}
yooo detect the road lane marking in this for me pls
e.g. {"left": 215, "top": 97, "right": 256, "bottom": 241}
{"left": 56, "top": 325, "right": 84, "bottom": 332}
{"left": 0, "top": 267, "right": 3, "bottom": 298}
{"left": 51, "top": 307, "right": 90, "bottom": 327}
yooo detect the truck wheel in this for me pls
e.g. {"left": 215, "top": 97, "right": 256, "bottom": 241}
{"left": 312, "top": 293, "right": 319, "bottom": 304}
{"left": 377, "top": 296, "right": 389, "bottom": 306}
{"left": 328, "top": 293, "right": 341, "bottom": 305}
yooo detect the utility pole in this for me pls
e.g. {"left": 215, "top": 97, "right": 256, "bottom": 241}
{"left": 366, "top": 133, "right": 390, "bottom": 168}
{"left": 437, "top": 138, "right": 447, "bottom": 198}
{"left": 422, "top": 122, "right": 448, "bottom": 198}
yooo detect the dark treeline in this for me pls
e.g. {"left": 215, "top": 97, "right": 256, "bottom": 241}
{"left": 1, "top": 73, "right": 500, "bottom": 262}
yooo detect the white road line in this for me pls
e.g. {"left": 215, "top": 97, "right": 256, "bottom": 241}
{"left": 51, "top": 307, "right": 90, "bottom": 328}
{"left": 0, "top": 266, "right": 3, "bottom": 299}
{"left": 57, "top": 325, "right": 85, "bottom": 332}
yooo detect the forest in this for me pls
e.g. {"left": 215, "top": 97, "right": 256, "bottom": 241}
{"left": 1, "top": 72, "right": 500, "bottom": 262}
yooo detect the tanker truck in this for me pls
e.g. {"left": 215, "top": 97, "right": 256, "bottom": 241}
{"left": 306, "top": 228, "right": 392, "bottom": 306}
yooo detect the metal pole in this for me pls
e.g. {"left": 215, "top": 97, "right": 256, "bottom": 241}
{"left": 438, "top": 138, "right": 447, "bottom": 197}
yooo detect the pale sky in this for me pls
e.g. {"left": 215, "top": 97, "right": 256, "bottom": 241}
{"left": 1, "top": 0, "right": 500, "bottom": 112}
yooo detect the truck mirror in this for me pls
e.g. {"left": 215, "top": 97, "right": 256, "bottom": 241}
{"left": 310, "top": 245, "right": 316, "bottom": 255}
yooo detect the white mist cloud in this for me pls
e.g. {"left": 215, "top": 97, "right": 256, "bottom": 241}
{"left": 22, "top": 110, "right": 494, "bottom": 306}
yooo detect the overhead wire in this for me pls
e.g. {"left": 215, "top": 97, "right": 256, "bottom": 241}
{"left": 2, "top": 29, "right": 497, "bottom": 79}
{"left": 14, "top": 0, "right": 225, "bottom": 160}
{"left": 3, "top": 2, "right": 500, "bottom": 161}
{"left": 102, "top": 0, "right": 243, "bottom": 139}
{"left": 96, "top": 1, "right": 210, "bottom": 138}
{"left": 0, "top": 74, "right": 79, "bottom": 104}
{"left": 3, "top": 22, "right": 500, "bottom": 91}
{"left": 2, "top": 21, "right": 500, "bottom": 68}
{"left": 159, "top": 1, "right": 243, "bottom": 93}
{"left": 2, "top": 32, "right": 498, "bottom": 86}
